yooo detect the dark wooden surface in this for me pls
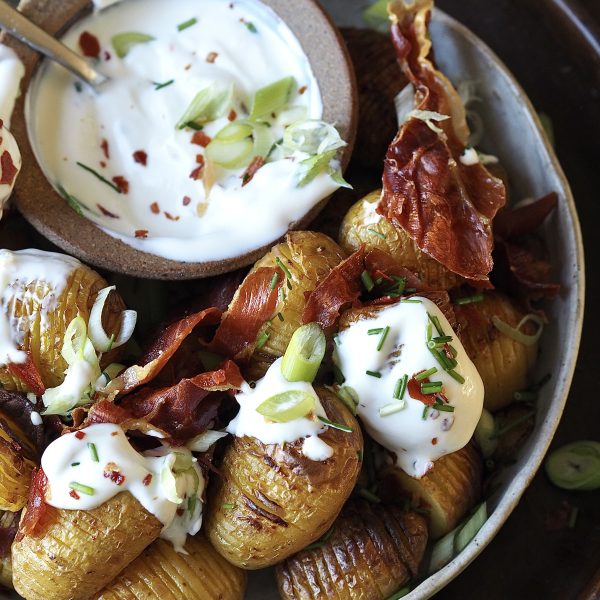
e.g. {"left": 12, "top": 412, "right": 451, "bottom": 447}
{"left": 433, "top": 1, "right": 599, "bottom": 598}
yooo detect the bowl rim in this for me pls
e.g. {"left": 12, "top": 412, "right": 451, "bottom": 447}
{"left": 4, "top": 0, "right": 358, "bottom": 279}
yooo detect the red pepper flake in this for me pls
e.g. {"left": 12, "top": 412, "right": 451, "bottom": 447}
{"left": 206, "top": 51, "right": 218, "bottom": 63}
{"left": 79, "top": 31, "right": 101, "bottom": 58}
{"left": 69, "top": 489, "right": 81, "bottom": 500}
{"left": 196, "top": 154, "right": 205, "bottom": 166}
{"left": 143, "top": 474, "right": 153, "bottom": 486}
{"left": 227, "top": 109, "right": 237, "bottom": 121}
{"left": 182, "top": 195, "right": 191, "bottom": 206}
{"left": 135, "top": 229, "right": 149, "bottom": 239}
{"left": 75, "top": 431, "right": 86, "bottom": 440}
{"left": 111, "top": 431, "right": 119, "bottom": 436}
{"left": 164, "top": 211, "right": 180, "bottom": 221}
{"left": 150, "top": 201, "right": 160, "bottom": 214}
{"left": 0, "top": 150, "right": 18, "bottom": 186}
{"left": 99, "top": 161, "right": 107, "bottom": 168}
{"left": 100, "top": 138, "right": 110, "bottom": 159}
{"left": 432, "top": 437, "right": 438, "bottom": 445}
{"left": 189, "top": 165, "right": 203, "bottom": 180}
{"left": 407, "top": 376, "right": 436, "bottom": 406}
{"left": 97, "top": 204, "right": 120, "bottom": 218}
{"left": 241, "top": 156, "right": 265, "bottom": 187}
{"left": 298, "top": 85, "right": 307, "bottom": 95}
{"left": 191, "top": 131, "right": 211, "bottom": 147}
{"left": 104, "top": 469, "right": 125, "bottom": 486}
{"left": 112, "top": 175, "right": 129, "bottom": 194}
{"left": 132, "top": 150, "right": 147, "bottom": 166}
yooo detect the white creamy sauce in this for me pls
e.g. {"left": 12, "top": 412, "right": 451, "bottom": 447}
{"left": 27, "top": 0, "right": 340, "bottom": 262}
{"left": 30, "top": 411, "right": 42, "bottom": 426}
{"left": 0, "top": 45, "right": 25, "bottom": 127}
{"left": 0, "top": 123, "right": 21, "bottom": 219}
{"left": 42, "top": 423, "right": 204, "bottom": 551}
{"left": 459, "top": 146, "right": 479, "bottom": 166}
{"left": 227, "top": 357, "right": 332, "bottom": 461}
{"left": 333, "top": 298, "right": 484, "bottom": 478}
{"left": 0, "top": 249, "right": 81, "bottom": 366}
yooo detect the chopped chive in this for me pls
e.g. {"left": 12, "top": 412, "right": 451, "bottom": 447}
{"left": 448, "top": 344, "right": 458, "bottom": 358}
{"left": 377, "top": 326, "right": 390, "bottom": 351}
{"left": 245, "top": 21, "right": 258, "bottom": 33}
{"left": 393, "top": 375, "right": 408, "bottom": 400}
{"left": 379, "top": 401, "right": 406, "bottom": 416}
{"left": 361, "top": 270, "right": 374, "bottom": 292}
{"left": 76, "top": 162, "right": 121, "bottom": 193}
{"left": 415, "top": 367, "right": 437, "bottom": 381}
{"left": 421, "top": 381, "right": 443, "bottom": 394}
{"left": 177, "top": 17, "right": 198, "bottom": 31}
{"left": 422, "top": 406, "right": 429, "bottom": 420}
{"left": 356, "top": 486, "right": 381, "bottom": 503}
{"left": 256, "top": 330, "right": 270, "bottom": 349}
{"left": 70, "top": 462, "right": 80, "bottom": 467}
{"left": 435, "top": 403, "right": 455, "bottom": 413}
{"left": 513, "top": 390, "right": 538, "bottom": 402}
{"left": 385, "top": 275, "right": 406, "bottom": 297}
{"left": 318, "top": 415, "right": 353, "bottom": 433}
{"left": 276, "top": 312, "right": 284, "bottom": 322}
{"left": 433, "top": 335, "right": 453, "bottom": 343}
{"left": 401, "top": 298, "right": 421, "bottom": 303}
{"left": 69, "top": 482, "right": 95, "bottom": 496}
{"left": 530, "top": 373, "right": 552, "bottom": 392}
{"left": 222, "top": 502, "right": 236, "bottom": 510}
{"left": 185, "top": 122, "right": 204, "bottom": 131}
{"left": 275, "top": 257, "right": 293, "bottom": 281}
{"left": 427, "top": 312, "right": 445, "bottom": 336}
{"left": 368, "top": 328, "right": 384, "bottom": 335}
{"left": 456, "top": 294, "right": 484, "bottom": 305}
{"left": 153, "top": 79, "right": 174, "bottom": 90}
{"left": 448, "top": 369, "right": 465, "bottom": 384}
{"left": 367, "top": 227, "right": 386, "bottom": 239}
{"left": 426, "top": 321, "right": 433, "bottom": 342}
{"left": 74, "top": 81, "right": 83, "bottom": 93}
{"left": 333, "top": 364, "right": 345, "bottom": 384}
{"left": 269, "top": 272, "right": 280, "bottom": 290}
{"left": 88, "top": 442, "right": 99, "bottom": 462}
{"left": 375, "top": 277, "right": 384, "bottom": 286}
{"left": 366, "top": 370, "right": 382, "bottom": 378}
{"left": 404, "top": 288, "right": 417, "bottom": 293}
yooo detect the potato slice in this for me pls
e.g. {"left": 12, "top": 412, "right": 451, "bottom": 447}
{"left": 339, "top": 191, "right": 462, "bottom": 290}
{"left": 0, "top": 425, "right": 34, "bottom": 512}
{"left": 379, "top": 443, "right": 482, "bottom": 540}
{"left": 204, "top": 387, "right": 363, "bottom": 569}
{"left": 97, "top": 534, "right": 246, "bottom": 600}
{"left": 455, "top": 291, "right": 538, "bottom": 412}
{"left": 12, "top": 492, "right": 161, "bottom": 600}
{"left": 276, "top": 500, "right": 428, "bottom": 600}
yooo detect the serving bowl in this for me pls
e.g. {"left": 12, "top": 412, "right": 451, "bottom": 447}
{"left": 2, "top": 0, "right": 357, "bottom": 279}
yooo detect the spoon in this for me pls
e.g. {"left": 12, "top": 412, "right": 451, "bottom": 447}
{"left": 0, "top": 0, "right": 107, "bottom": 88}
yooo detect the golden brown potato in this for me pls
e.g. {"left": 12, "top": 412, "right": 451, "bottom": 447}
{"left": 97, "top": 535, "right": 246, "bottom": 600}
{"left": 276, "top": 500, "right": 428, "bottom": 600}
{"left": 339, "top": 191, "right": 462, "bottom": 290}
{"left": 379, "top": 443, "right": 482, "bottom": 540}
{"left": 0, "top": 425, "right": 34, "bottom": 512}
{"left": 205, "top": 387, "right": 363, "bottom": 569}
{"left": 242, "top": 231, "right": 346, "bottom": 380}
{"left": 12, "top": 492, "right": 161, "bottom": 600}
{"left": 455, "top": 291, "right": 538, "bottom": 412}
{"left": 0, "top": 254, "right": 125, "bottom": 392}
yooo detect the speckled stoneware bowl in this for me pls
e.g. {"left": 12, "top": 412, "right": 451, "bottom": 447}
{"left": 2, "top": 0, "right": 357, "bottom": 279}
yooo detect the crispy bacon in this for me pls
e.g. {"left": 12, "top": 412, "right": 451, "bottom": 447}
{"left": 494, "top": 192, "right": 557, "bottom": 240}
{"left": 379, "top": 1, "right": 505, "bottom": 283}
{"left": 407, "top": 376, "right": 436, "bottom": 406}
{"left": 16, "top": 469, "right": 52, "bottom": 540}
{"left": 7, "top": 352, "right": 45, "bottom": 396}
{"left": 0, "top": 150, "right": 18, "bottom": 186}
{"left": 302, "top": 247, "right": 365, "bottom": 328}
{"left": 241, "top": 157, "right": 265, "bottom": 187}
{"left": 211, "top": 267, "right": 283, "bottom": 361}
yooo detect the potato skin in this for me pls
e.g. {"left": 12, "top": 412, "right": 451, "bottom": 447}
{"left": 339, "top": 191, "right": 462, "bottom": 291}
{"left": 379, "top": 443, "right": 482, "bottom": 540}
{"left": 276, "top": 500, "right": 428, "bottom": 600}
{"left": 205, "top": 387, "right": 363, "bottom": 569}
{"left": 0, "top": 262, "right": 125, "bottom": 392}
{"left": 0, "top": 426, "right": 34, "bottom": 512}
{"left": 455, "top": 291, "right": 538, "bottom": 411}
{"left": 244, "top": 231, "right": 346, "bottom": 380}
{"left": 12, "top": 492, "right": 161, "bottom": 600}
{"left": 97, "top": 534, "right": 246, "bottom": 600}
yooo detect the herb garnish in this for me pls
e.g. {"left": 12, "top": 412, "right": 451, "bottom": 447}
{"left": 177, "top": 17, "right": 198, "bottom": 32}
{"left": 76, "top": 162, "right": 122, "bottom": 193}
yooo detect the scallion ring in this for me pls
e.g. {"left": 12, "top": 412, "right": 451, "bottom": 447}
{"left": 280, "top": 323, "right": 326, "bottom": 383}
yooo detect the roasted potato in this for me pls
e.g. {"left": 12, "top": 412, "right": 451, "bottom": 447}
{"left": 204, "top": 386, "right": 363, "bottom": 569}
{"left": 379, "top": 443, "right": 482, "bottom": 540}
{"left": 12, "top": 491, "right": 161, "bottom": 600}
{"left": 0, "top": 250, "right": 126, "bottom": 392}
{"left": 276, "top": 499, "right": 428, "bottom": 600}
{"left": 97, "top": 534, "right": 246, "bottom": 600}
{"left": 455, "top": 291, "right": 538, "bottom": 412}
{"left": 239, "top": 231, "right": 346, "bottom": 380}
{"left": 339, "top": 191, "right": 462, "bottom": 290}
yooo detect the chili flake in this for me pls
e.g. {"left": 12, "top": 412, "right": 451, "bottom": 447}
{"left": 189, "top": 166, "right": 203, "bottom": 180}
{"left": 298, "top": 85, "right": 307, "bottom": 95}
{"left": 79, "top": 31, "right": 100, "bottom": 58}
{"left": 75, "top": 431, "right": 86, "bottom": 440}
{"left": 97, "top": 204, "right": 119, "bottom": 218}
{"left": 164, "top": 211, "right": 180, "bottom": 221}
{"left": 227, "top": 109, "right": 237, "bottom": 121}
{"left": 112, "top": 175, "right": 129, "bottom": 194}
{"left": 100, "top": 138, "right": 110, "bottom": 160}
{"left": 182, "top": 195, "right": 191, "bottom": 206}
{"left": 69, "top": 489, "right": 80, "bottom": 500}
{"left": 142, "top": 474, "right": 153, "bottom": 486}
{"left": 135, "top": 229, "right": 149, "bottom": 239}
{"left": 206, "top": 51, "right": 218, "bottom": 63}
{"left": 150, "top": 202, "right": 160, "bottom": 214}
{"left": 132, "top": 150, "right": 148, "bottom": 166}
{"left": 191, "top": 131, "right": 211, "bottom": 147}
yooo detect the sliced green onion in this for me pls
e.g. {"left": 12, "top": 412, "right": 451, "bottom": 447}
{"left": 255, "top": 330, "right": 270, "bottom": 350}
{"left": 280, "top": 323, "right": 326, "bottom": 383}
{"left": 379, "top": 401, "right": 406, "bottom": 416}
{"left": 422, "top": 406, "right": 429, "bottom": 420}
{"left": 76, "top": 162, "right": 121, "bottom": 193}
{"left": 545, "top": 441, "right": 600, "bottom": 491}
{"left": 336, "top": 386, "right": 359, "bottom": 415}
{"left": 401, "top": 298, "right": 422, "bottom": 304}
{"left": 176, "top": 83, "right": 233, "bottom": 129}
{"left": 368, "top": 328, "right": 383, "bottom": 335}
{"left": 69, "top": 482, "right": 95, "bottom": 496}
{"left": 454, "top": 502, "right": 487, "bottom": 553}
{"left": 296, "top": 150, "right": 336, "bottom": 187}
{"left": 111, "top": 32, "right": 155, "bottom": 58}
{"left": 455, "top": 294, "right": 484, "bottom": 305}
{"left": 214, "top": 121, "right": 253, "bottom": 142}
{"left": 447, "top": 369, "right": 465, "bottom": 384}
{"left": 429, "top": 525, "right": 459, "bottom": 574}
{"left": 421, "top": 381, "right": 443, "bottom": 394}
{"left": 252, "top": 121, "right": 273, "bottom": 157}
{"left": 492, "top": 314, "right": 544, "bottom": 347}
{"left": 245, "top": 21, "right": 258, "bottom": 33}
{"left": 427, "top": 313, "right": 445, "bottom": 336}
{"left": 318, "top": 416, "right": 353, "bottom": 433}
{"left": 361, "top": 270, "right": 375, "bottom": 292}
{"left": 177, "top": 17, "right": 197, "bottom": 31}
{"left": 205, "top": 137, "right": 253, "bottom": 169}
{"left": 377, "top": 326, "right": 390, "bottom": 351}
{"left": 153, "top": 79, "right": 174, "bottom": 90}
{"left": 367, "top": 228, "right": 386, "bottom": 239}
{"left": 257, "top": 390, "right": 315, "bottom": 423}
{"left": 436, "top": 403, "right": 455, "bottom": 413}
{"left": 366, "top": 370, "right": 381, "bottom": 378}
{"left": 393, "top": 375, "right": 408, "bottom": 400}
{"left": 433, "top": 335, "right": 453, "bottom": 343}
{"left": 249, "top": 76, "right": 295, "bottom": 120}
{"left": 474, "top": 409, "right": 498, "bottom": 459}
{"left": 448, "top": 344, "right": 458, "bottom": 358}
{"left": 282, "top": 119, "right": 346, "bottom": 155}
{"left": 415, "top": 367, "right": 437, "bottom": 381}
{"left": 88, "top": 442, "right": 99, "bottom": 462}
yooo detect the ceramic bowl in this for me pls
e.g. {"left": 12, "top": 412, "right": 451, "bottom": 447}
{"left": 2, "top": 0, "right": 357, "bottom": 279}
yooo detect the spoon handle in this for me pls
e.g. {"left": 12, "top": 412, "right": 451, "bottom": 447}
{"left": 0, "top": 1, "right": 106, "bottom": 87}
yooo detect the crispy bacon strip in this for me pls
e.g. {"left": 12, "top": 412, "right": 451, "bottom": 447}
{"left": 7, "top": 352, "right": 45, "bottom": 396}
{"left": 16, "top": 468, "right": 52, "bottom": 541}
{"left": 210, "top": 267, "right": 283, "bottom": 361}
{"left": 378, "top": 0, "right": 506, "bottom": 283}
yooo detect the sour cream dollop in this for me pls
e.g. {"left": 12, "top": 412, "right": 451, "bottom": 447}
{"left": 27, "top": 0, "right": 342, "bottom": 262}
{"left": 333, "top": 297, "right": 484, "bottom": 478}
{"left": 42, "top": 423, "right": 204, "bottom": 551}
{"left": 227, "top": 357, "right": 333, "bottom": 461}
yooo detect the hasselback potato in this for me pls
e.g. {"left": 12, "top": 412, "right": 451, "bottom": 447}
{"left": 0, "top": 424, "right": 34, "bottom": 512}
{"left": 97, "top": 534, "right": 246, "bottom": 600}
{"left": 379, "top": 443, "right": 483, "bottom": 540}
{"left": 0, "top": 249, "right": 126, "bottom": 392}
{"left": 205, "top": 386, "right": 363, "bottom": 569}
{"left": 0, "top": 509, "right": 18, "bottom": 589}
{"left": 276, "top": 500, "right": 428, "bottom": 600}
{"left": 339, "top": 191, "right": 462, "bottom": 290}
{"left": 455, "top": 292, "right": 538, "bottom": 412}
{"left": 12, "top": 491, "right": 161, "bottom": 600}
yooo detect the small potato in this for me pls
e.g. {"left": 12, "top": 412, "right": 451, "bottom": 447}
{"left": 379, "top": 443, "right": 482, "bottom": 540}
{"left": 276, "top": 500, "right": 428, "bottom": 600}
{"left": 242, "top": 231, "right": 346, "bottom": 380}
{"left": 455, "top": 292, "right": 538, "bottom": 412}
{"left": 0, "top": 425, "right": 35, "bottom": 512}
{"left": 204, "top": 387, "right": 363, "bottom": 569}
{"left": 339, "top": 191, "right": 462, "bottom": 290}
{"left": 97, "top": 535, "right": 246, "bottom": 600}
{"left": 12, "top": 492, "right": 161, "bottom": 600}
